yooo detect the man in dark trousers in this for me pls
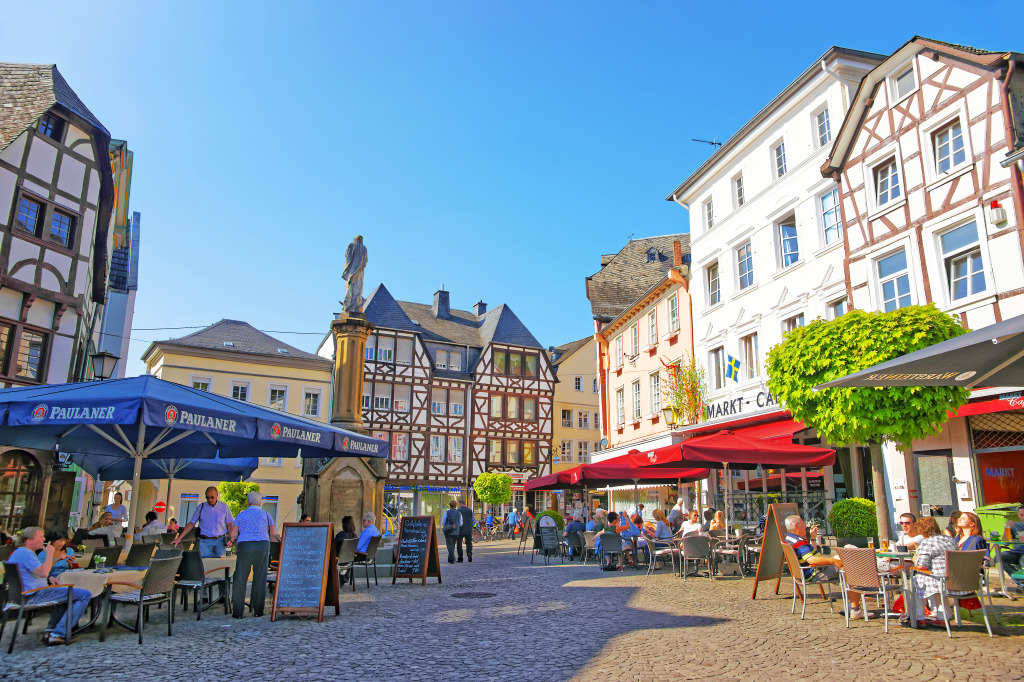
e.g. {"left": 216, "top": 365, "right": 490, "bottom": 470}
{"left": 457, "top": 499, "right": 476, "bottom": 563}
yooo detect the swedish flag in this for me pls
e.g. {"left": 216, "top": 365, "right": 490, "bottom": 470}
{"left": 726, "top": 354, "right": 741, "bottom": 382}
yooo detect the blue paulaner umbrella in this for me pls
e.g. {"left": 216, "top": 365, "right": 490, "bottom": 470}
{"left": 0, "top": 375, "right": 387, "bottom": 540}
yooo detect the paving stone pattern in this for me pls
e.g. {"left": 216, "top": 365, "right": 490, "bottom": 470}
{"left": 3, "top": 539, "right": 1023, "bottom": 681}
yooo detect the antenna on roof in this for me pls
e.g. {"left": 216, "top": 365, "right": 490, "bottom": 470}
{"left": 692, "top": 137, "right": 723, "bottom": 148}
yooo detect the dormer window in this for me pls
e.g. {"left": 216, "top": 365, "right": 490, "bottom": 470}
{"left": 646, "top": 247, "right": 658, "bottom": 262}
{"left": 277, "top": 348, "right": 289, "bottom": 354}
{"left": 38, "top": 113, "right": 64, "bottom": 142}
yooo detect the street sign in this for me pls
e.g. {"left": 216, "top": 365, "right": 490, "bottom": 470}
{"left": 154, "top": 502, "right": 166, "bottom": 513}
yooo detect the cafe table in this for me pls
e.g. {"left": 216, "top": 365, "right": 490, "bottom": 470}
{"left": 985, "top": 540, "right": 1019, "bottom": 601}
{"left": 57, "top": 567, "right": 147, "bottom": 599}
{"left": 874, "top": 551, "right": 917, "bottom": 626}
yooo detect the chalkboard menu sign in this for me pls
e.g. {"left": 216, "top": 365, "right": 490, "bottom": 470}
{"left": 392, "top": 516, "right": 441, "bottom": 585}
{"left": 271, "top": 522, "right": 340, "bottom": 622}
{"left": 751, "top": 503, "right": 799, "bottom": 600}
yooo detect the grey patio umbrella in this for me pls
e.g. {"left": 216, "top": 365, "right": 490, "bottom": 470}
{"left": 815, "top": 313, "right": 1024, "bottom": 390}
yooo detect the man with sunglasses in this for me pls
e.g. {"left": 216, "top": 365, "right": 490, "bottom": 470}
{"left": 896, "top": 513, "right": 923, "bottom": 550}
{"left": 172, "top": 486, "right": 236, "bottom": 558}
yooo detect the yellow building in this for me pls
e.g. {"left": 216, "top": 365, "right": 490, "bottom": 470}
{"left": 136, "top": 319, "right": 332, "bottom": 527}
{"left": 547, "top": 336, "right": 601, "bottom": 513}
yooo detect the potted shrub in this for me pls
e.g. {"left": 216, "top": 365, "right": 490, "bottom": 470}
{"left": 827, "top": 498, "right": 878, "bottom": 548}
{"left": 533, "top": 511, "right": 564, "bottom": 553}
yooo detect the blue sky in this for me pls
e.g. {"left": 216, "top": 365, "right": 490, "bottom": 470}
{"left": 2, "top": 2, "right": 1019, "bottom": 376}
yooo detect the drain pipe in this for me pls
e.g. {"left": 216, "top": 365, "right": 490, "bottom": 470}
{"left": 998, "top": 59, "right": 1024, "bottom": 254}
{"left": 821, "top": 59, "right": 850, "bottom": 110}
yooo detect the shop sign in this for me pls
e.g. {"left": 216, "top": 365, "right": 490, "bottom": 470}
{"left": 704, "top": 389, "right": 779, "bottom": 421}
{"left": 384, "top": 484, "right": 463, "bottom": 493}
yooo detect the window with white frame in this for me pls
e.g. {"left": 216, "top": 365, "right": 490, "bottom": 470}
{"left": 303, "top": 389, "right": 321, "bottom": 417}
{"left": 877, "top": 250, "right": 912, "bottom": 311}
{"left": 704, "top": 198, "right": 714, "bottom": 229}
{"left": 362, "top": 383, "right": 371, "bottom": 410}
{"left": 231, "top": 382, "right": 249, "bottom": 402}
{"left": 631, "top": 380, "right": 641, "bottom": 421}
{"left": 668, "top": 296, "right": 679, "bottom": 331}
{"left": 560, "top": 440, "right": 573, "bottom": 463}
{"left": 448, "top": 437, "right": 463, "bottom": 463}
{"left": 783, "top": 314, "right": 805, "bottom": 334}
{"left": 396, "top": 338, "right": 413, "bottom": 365}
{"left": 372, "top": 383, "right": 391, "bottom": 410}
{"left": 491, "top": 395, "right": 503, "bottom": 419}
{"left": 365, "top": 336, "right": 376, "bottom": 361}
{"left": 615, "top": 389, "right": 625, "bottom": 426}
{"left": 593, "top": 411, "right": 600, "bottom": 429}
{"left": 629, "top": 324, "right": 639, "bottom": 357}
{"left": 737, "top": 242, "right": 754, "bottom": 290}
{"left": 732, "top": 174, "right": 744, "bottom": 208}
{"left": 815, "top": 107, "right": 831, "bottom": 148}
{"left": 773, "top": 141, "right": 787, "bottom": 178}
{"left": 449, "top": 390, "right": 465, "bottom": 416}
{"left": 649, "top": 372, "right": 661, "bottom": 414}
{"left": 940, "top": 220, "right": 986, "bottom": 301}
{"left": 191, "top": 376, "right": 212, "bottom": 392}
{"left": 777, "top": 214, "right": 799, "bottom": 267}
{"left": 740, "top": 333, "right": 759, "bottom": 381}
{"left": 434, "top": 350, "right": 447, "bottom": 370}
{"left": 431, "top": 388, "right": 446, "bottom": 415}
{"left": 391, "top": 433, "right": 409, "bottom": 461}
{"left": 934, "top": 120, "right": 966, "bottom": 174}
{"left": 707, "top": 262, "right": 720, "bottom": 306}
{"left": 613, "top": 335, "right": 623, "bottom": 368}
{"left": 709, "top": 346, "right": 725, "bottom": 390}
{"left": 574, "top": 376, "right": 582, "bottom": 391}
{"left": 828, "top": 297, "right": 848, "bottom": 319}
{"left": 561, "top": 409, "right": 573, "bottom": 428}
{"left": 875, "top": 159, "right": 901, "bottom": 206}
{"left": 820, "top": 188, "right": 842, "bottom": 245}
{"left": 578, "top": 441, "right": 590, "bottom": 463}
{"left": 269, "top": 385, "right": 287, "bottom": 411}
{"left": 429, "top": 435, "right": 445, "bottom": 462}
{"left": 647, "top": 311, "right": 657, "bottom": 346}
{"left": 891, "top": 65, "right": 916, "bottom": 101}
{"left": 377, "top": 337, "right": 395, "bottom": 362}
{"left": 577, "top": 410, "right": 589, "bottom": 429}
{"left": 394, "top": 384, "right": 412, "bottom": 412}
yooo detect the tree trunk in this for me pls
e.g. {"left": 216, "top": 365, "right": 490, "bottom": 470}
{"left": 869, "top": 442, "right": 892, "bottom": 542}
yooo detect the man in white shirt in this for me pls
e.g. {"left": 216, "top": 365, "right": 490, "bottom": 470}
{"left": 667, "top": 498, "right": 688, "bottom": 531}
{"left": 896, "top": 513, "right": 924, "bottom": 549}
{"left": 135, "top": 511, "right": 168, "bottom": 542}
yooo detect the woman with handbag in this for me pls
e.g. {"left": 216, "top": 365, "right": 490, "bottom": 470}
{"left": 442, "top": 500, "right": 461, "bottom": 564}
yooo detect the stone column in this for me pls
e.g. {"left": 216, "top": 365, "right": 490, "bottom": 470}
{"left": 330, "top": 313, "right": 374, "bottom": 430}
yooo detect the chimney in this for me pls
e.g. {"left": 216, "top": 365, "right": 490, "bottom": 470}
{"left": 673, "top": 240, "right": 683, "bottom": 267}
{"left": 474, "top": 300, "right": 487, "bottom": 316}
{"left": 432, "top": 289, "right": 450, "bottom": 319}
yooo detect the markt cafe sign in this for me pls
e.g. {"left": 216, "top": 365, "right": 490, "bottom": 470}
{"left": 703, "top": 388, "right": 782, "bottom": 422}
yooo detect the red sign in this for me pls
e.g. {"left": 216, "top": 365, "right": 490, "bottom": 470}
{"left": 154, "top": 502, "right": 167, "bottom": 513}
{"left": 976, "top": 451, "right": 1022, "bottom": 505}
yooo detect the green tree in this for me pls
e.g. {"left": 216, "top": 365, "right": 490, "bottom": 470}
{"left": 217, "top": 481, "right": 261, "bottom": 517}
{"left": 661, "top": 353, "right": 708, "bottom": 425}
{"left": 473, "top": 472, "right": 512, "bottom": 510}
{"left": 766, "top": 305, "right": 969, "bottom": 541}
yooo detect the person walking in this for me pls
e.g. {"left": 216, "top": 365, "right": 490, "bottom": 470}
{"left": 171, "top": 486, "right": 235, "bottom": 557}
{"left": 457, "top": 499, "right": 476, "bottom": 562}
{"left": 441, "top": 501, "right": 462, "bottom": 564}
{"left": 229, "top": 491, "right": 278, "bottom": 619}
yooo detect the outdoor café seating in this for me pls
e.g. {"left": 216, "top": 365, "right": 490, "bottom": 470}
{"left": 124, "top": 543, "right": 156, "bottom": 568}
{"left": 581, "top": 532, "right": 597, "bottom": 565}
{"left": 931, "top": 549, "right": 993, "bottom": 638}
{"left": 99, "top": 556, "right": 182, "bottom": 644}
{"left": 596, "top": 532, "right": 625, "bottom": 571}
{"left": 352, "top": 535, "right": 382, "bottom": 588}
{"left": 781, "top": 542, "right": 838, "bottom": 620}
{"left": 564, "top": 531, "right": 584, "bottom": 561}
{"left": 175, "top": 551, "right": 230, "bottom": 619}
{"left": 679, "top": 535, "right": 714, "bottom": 581}
{"left": 87, "top": 546, "right": 121, "bottom": 569}
{"left": 645, "top": 535, "right": 680, "bottom": 576}
{"left": 836, "top": 547, "right": 896, "bottom": 633}
{"left": 337, "top": 538, "right": 357, "bottom": 592}
{"left": 1, "top": 561, "right": 74, "bottom": 653}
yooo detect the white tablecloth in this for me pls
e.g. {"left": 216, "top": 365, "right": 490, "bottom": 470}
{"left": 57, "top": 569, "right": 147, "bottom": 598}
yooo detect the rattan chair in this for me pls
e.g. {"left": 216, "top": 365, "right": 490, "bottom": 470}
{"left": 564, "top": 531, "right": 584, "bottom": 561}
{"left": 174, "top": 551, "right": 229, "bottom": 620}
{"left": 581, "top": 532, "right": 598, "bottom": 565}
{"left": 100, "top": 556, "right": 182, "bottom": 644}
{"left": 743, "top": 535, "right": 763, "bottom": 572}
{"left": 645, "top": 534, "right": 680, "bottom": 576}
{"left": 781, "top": 542, "right": 839, "bottom": 619}
{"left": 352, "top": 535, "right": 382, "bottom": 588}
{"left": 596, "top": 532, "right": 625, "bottom": 571}
{"left": 680, "top": 535, "right": 714, "bottom": 581}
{"left": 124, "top": 543, "right": 156, "bottom": 567}
{"left": 836, "top": 547, "right": 895, "bottom": 633}
{"left": 1, "top": 562, "right": 74, "bottom": 653}
{"left": 82, "top": 538, "right": 106, "bottom": 551}
{"left": 936, "top": 549, "right": 993, "bottom": 638}
{"left": 337, "top": 538, "right": 358, "bottom": 592}
{"left": 713, "top": 534, "right": 748, "bottom": 577}
{"left": 87, "top": 546, "right": 121, "bottom": 569}
{"left": 153, "top": 548, "right": 183, "bottom": 560}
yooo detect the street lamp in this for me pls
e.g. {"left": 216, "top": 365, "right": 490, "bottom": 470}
{"left": 90, "top": 351, "right": 120, "bottom": 380}
{"left": 661, "top": 405, "right": 679, "bottom": 427}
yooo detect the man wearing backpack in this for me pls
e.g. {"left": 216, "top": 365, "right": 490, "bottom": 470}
{"left": 441, "top": 500, "right": 461, "bottom": 564}
{"left": 457, "top": 499, "right": 476, "bottom": 563}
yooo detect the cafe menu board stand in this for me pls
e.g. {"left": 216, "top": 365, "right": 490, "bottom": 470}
{"left": 533, "top": 515, "right": 562, "bottom": 565}
{"left": 751, "top": 503, "right": 799, "bottom": 600}
{"left": 392, "top": 515, "right": 441, "bottom": 585}
{"left": 271, "top": 522, "right": 339, "bottom": 622}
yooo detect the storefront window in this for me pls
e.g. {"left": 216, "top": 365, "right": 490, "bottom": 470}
{"left": 0, "top": 450, "right": 41, "bottom": 532}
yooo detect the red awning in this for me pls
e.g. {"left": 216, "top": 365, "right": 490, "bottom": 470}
{"left": 634, "top": 430, "right": 835, "bottom": 469}
{"left": 523, "top": 469, "right": 579, "bottom": 491}
{"left": 949, "top": 396, "right": 1024, "bottom": 418}
{"left": 570, "top": 451, "right": 710, "bottom": 488}
{"left": 729, "top": 418, "right": 810, "bottom": 441}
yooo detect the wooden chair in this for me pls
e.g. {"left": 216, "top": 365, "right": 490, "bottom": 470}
{"left": 174, "top": 551, "right": 230, "bottom": 620}
{"left": 124, "top": 543, "right": 156, "bottom": 567}
{"left": 781, "top": 542, "right": 839, "bottom": 619}
{"left": 1, "top": 562, "right": 74, "bottom": 653}
{"left": 352, "top": 535, "right": 382, "bottom": 588}
{"left": 935, "top": 549, "right": 993, "bottom": 638}
{"left": 100, "top": 556, "right": 182, "bottom": 644}
{"left": 337, "top": 538, "right": 358, "bottom": 592}
{"left": 836, "top": 547, "right": 896, "bottom": 633}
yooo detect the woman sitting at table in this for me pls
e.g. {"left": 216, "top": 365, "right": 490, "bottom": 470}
{"left": 710, "top": 511, "right": 727, "bottom": 532}
{"left": 681, "top": 510, "right": 702, "bottom": 536}
{"left": 229, "top": 491, "right": 279, "bottom": 619}
{"left": 942, "top": 510, "right": 962, "bottom": 537}
{"left": 911, "top": 516, "right": 959, "bottom": 625}
{"left": 652, "top": 509, "right": 673, "bottom": 539}
{"left": 955, "top": 511, "right": 988, "bottom": 551}
{"left": 39, "top": 530, "right": 74, "bottom": 581}
{"left": 88, "top": 511, "right": 122, "bottom": 545}
{"left": 166, "top": 518, "right": 180, "bottom": 533}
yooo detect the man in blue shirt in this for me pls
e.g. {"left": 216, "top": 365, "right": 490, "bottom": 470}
{"left": 563, "top": 514, "right": 586, "bottom": 558}
{"left": 172, "top": 486, "right": 235, "bottom": 558}
{"left": 355, "top": 511, "right": 381, "bottom": 561}
{"left": 506, "top": 508, "right": 520, "bottom": 538}
{"left": 10, "top": 527, "right": 92, "bottom": 645}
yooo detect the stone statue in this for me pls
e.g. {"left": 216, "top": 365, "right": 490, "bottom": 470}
{"left": 341, "top": 235, "right": 368, "bottom": 313}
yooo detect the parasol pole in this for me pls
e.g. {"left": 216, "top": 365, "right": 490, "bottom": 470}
{"left": 126, "top": 421, "right": 146, "bottom": 550}
{"left": 724, "top": 463, "right": 730, "bottom": 529}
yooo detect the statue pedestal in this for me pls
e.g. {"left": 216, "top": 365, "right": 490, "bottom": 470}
{"left": 330, "top": 313, "right": 374, "bottom": 425}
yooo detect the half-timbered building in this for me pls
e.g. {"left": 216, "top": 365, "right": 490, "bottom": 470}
{"left": 332, "top": 285, "right": 553, "bottom": 516}
{"left": 822, "top": 37, "right": 1024, "bottom": 521}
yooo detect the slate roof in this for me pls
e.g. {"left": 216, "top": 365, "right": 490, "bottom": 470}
{"left": 549, "top": 336, "right": 591, "bottom": 371}
{"left": 144, "top": 320, "right": 329, "bottom": 364}
{"left": 586, "top": 234, "right": 689, "bottom": 320}
{"left": 362, "top": 284, "right": 542, "bottom": 350}
{"left": 0, "top": 63, "right": 108, "bottom": 151}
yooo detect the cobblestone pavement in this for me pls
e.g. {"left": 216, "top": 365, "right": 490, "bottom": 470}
{"left": 3, "top": 538, "right": 1023, "bottom": 681}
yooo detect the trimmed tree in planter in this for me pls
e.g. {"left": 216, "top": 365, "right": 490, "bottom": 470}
{"left": 473, "top": 472, "right": 512, "bottom": 514}
{"left": 828, "top": 498, "right": 878, "bottom": 546}
{"left": 767, "top": 305, "right": 969, "bottom": 541}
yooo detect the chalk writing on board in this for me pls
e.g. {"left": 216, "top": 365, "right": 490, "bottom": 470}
{"left": 395, "top": 517, "right": 430, "bottom": 576}
{"left": 276, "top": 525, "right": 329, "bottom": 608}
